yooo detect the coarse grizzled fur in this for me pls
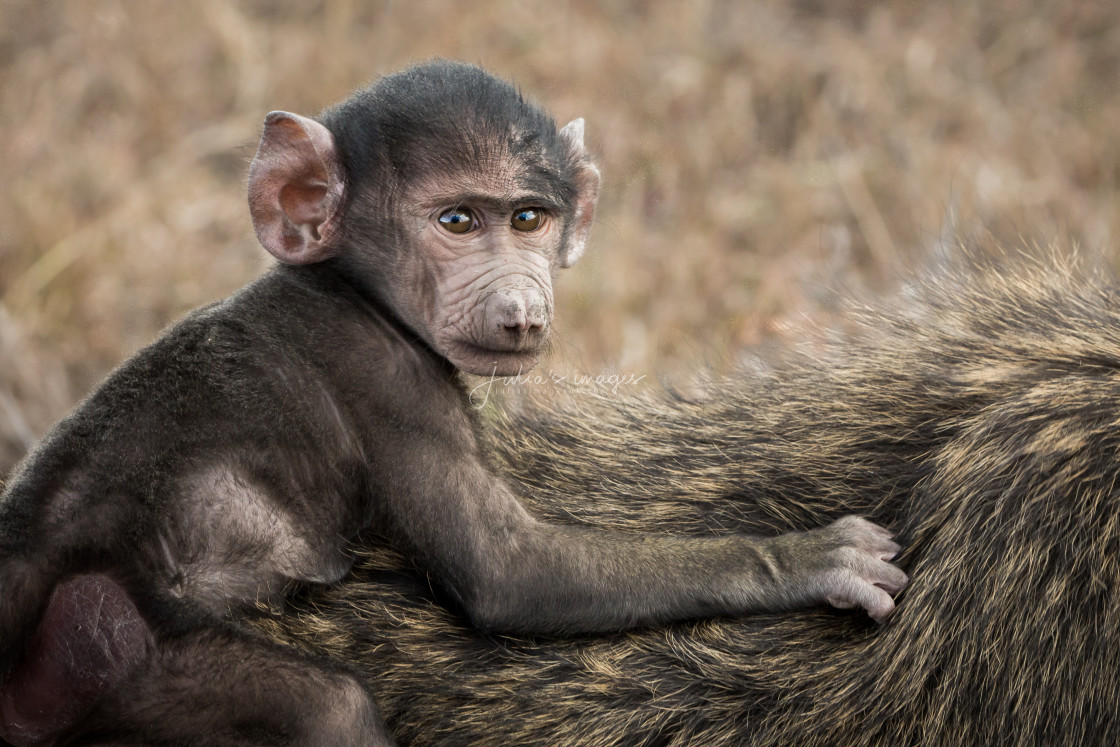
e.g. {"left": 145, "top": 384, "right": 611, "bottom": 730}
{"left": 243, "top": 249, "right": 1120, "bottom": 746}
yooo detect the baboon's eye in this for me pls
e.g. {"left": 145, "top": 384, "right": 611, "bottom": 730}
{"left": 510, "top": 208, "right": 544, "bottom": 232}
{"left": 438, "top": 208, "right": 477, "bottom": 234}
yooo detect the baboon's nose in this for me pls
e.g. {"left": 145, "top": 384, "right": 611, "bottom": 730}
{"left": 490, "top": 289, "right": 548, "bottom": 334}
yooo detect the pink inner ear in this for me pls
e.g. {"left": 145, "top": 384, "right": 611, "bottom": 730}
{"left": 562, "top": 162, "right": 601, "bottom": 268}
{"left": 248, "top": 112, "right": 345, "bottom": 265}
{"left": 281, "top": 183, "right": 330, "bottom": 230}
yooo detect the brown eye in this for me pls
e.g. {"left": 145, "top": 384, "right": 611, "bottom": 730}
{"left": 511, "top": 208, "right": 543, "bottom": 232}
{"left": 438, "top": 208, "right": 477, "bottom": 234}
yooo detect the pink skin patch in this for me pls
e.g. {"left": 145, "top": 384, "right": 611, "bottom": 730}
{"left": 0, "top": 575, "right": 150, "bottom": 746}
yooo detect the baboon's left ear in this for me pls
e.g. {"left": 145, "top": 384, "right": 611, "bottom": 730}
{"left": 558, "top": 118, "right": 600, "bottom": 268}
{"left": 248, "top": 112, "right": 346, "bottom": 265}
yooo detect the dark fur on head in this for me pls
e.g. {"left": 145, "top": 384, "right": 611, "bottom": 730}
{"left": 321, "top": 61, "right": 579, "bottom": 225}
{"left": 313, "top": 61, "right": 590, "bottom": 337}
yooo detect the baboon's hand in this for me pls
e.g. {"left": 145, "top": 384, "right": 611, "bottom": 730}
{"left": 801, "top": 516, "right": 908, "bottom": 622}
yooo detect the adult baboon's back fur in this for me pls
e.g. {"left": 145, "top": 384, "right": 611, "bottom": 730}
{"left": 246, "top": 252, "right": 1120, "bottom": 746}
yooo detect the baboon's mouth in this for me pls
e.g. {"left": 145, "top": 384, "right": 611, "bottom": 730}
{"left": 444, "top": 340, "right": 544, "bottom": 377}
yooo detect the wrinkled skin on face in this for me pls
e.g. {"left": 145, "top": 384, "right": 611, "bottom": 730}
{"left": 369, "top": 119, "right": 599, "bottom": 376}
{"left": 397, "top": 182, "right": 560, "bottom": 376}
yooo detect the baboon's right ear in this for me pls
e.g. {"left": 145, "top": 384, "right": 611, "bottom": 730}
{"left": 248, "top": 112, "right": 346, "bottom": 265}
{"left": 557, "top": 118, "right": 600, "bottom": 269}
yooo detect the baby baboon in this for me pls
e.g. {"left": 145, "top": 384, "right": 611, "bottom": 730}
{"left": 0, "top": 61, "right": 903, "bottom": 745}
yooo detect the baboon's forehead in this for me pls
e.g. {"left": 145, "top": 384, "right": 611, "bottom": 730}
{"left": 400, "top": 124, "right": 575, "bottom": 209}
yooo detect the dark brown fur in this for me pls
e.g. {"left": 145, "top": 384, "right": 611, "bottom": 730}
{"left": 245, "top": 250, "right": 1120, "bottom": 746}
{"left": 0, "top": 61, "right": 903, "bottom": 744}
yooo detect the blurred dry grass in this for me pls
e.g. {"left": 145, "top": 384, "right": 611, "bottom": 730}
{"left": 1, "top": 0, "right": 1119, "bottom": 475}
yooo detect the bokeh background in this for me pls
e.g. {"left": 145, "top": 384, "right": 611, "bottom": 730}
{"left": 1, "top": 0, "right": 1119, "bottom": 475}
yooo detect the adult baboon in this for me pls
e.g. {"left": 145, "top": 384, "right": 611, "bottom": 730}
{"left": 249, "top": 251, "right": 1120, "bottom": 746}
